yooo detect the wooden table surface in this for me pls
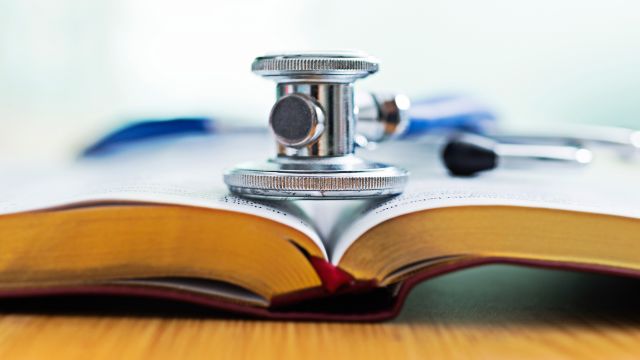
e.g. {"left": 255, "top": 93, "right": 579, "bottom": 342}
{"left": 1, "top": 265, "right": 640, "bottom": 359}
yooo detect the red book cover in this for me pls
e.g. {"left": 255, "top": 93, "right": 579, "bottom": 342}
{"left": 0, "top": 256, "right": 638, "bottom": 321}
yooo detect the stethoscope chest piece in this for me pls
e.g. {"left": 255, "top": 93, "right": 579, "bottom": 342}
{"left": 224, "top": 51, "right": 409, "bottom": 199}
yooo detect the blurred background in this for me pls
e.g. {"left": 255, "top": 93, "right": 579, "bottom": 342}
{"left": 1, "top": 0, "right": 639, "bottom": 163}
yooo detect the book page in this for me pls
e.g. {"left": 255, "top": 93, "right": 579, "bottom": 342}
{"left": 0, "top": 134, "right": 325, "bottom": 257}
{"left": 113, "top": 278, "right": 269, "bottom": 307}
{"left": 329, "top": 141, "right": 640, "bottom": 264}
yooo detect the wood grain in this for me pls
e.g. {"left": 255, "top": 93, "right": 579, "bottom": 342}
{"left": 2, "top": 265, "right": 640, "bottom": 359}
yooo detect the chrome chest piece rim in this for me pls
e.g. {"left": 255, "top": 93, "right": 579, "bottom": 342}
{"left": 224, "top": 156, "right": 408, "bottom": 200}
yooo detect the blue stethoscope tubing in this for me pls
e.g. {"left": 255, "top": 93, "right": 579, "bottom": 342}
{"left": 82, "top": 94, "right": 498, "bottom": 157}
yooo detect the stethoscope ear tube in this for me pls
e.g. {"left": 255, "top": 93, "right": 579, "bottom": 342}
{"left": 488, "top": 125, "right": 640, "bottom": 161}
{"left": 441, "top": 133, "right": 594, "bottom": 176}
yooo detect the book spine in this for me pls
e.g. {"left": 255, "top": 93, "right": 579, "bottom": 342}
{"left": 307, "top": 257, "right": 356, "bottom": 293}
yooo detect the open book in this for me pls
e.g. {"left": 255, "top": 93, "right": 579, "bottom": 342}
{"left": 0, "top": 133, "right": 638, "bottom": 321}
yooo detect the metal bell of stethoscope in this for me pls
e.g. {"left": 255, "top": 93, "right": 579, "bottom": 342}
{"left": 223, "top": 52, "right": 410, "bottom": 199}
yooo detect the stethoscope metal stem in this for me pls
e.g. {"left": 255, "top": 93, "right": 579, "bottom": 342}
{"left": 496, "top": 143, "right": 593, "bottom": 165}
{"left": 275, "top": 82, "right": 355, "bottom": 157}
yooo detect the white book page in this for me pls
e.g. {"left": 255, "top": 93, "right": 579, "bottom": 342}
{"left": 0, "top": 134, "right": 326, "bottom": 257}
{"left": 113, "top": 278, "right": 269, "bottom": 307}
{"left": 329, "top": 148, "right": 640, "bottom": 265}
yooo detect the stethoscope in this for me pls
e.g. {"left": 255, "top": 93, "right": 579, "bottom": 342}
{"left": 83, "top": 51, "right": 639, "bottom": 200}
